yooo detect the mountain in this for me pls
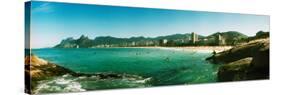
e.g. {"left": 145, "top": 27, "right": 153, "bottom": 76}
{"left": 76, "top": 35, "right": 95, "bottom": 48}
{"left": 156, "top": 33, "right": 190, "bottom": 40}
{"left": 54, "top": 33, "right": 199, "bottom": 48}
{"left": 206, "top": 31, "right": 248, "bottom": 45}
{"left": 54, "top": 35, "right": 95, "bottom": 48}
{"left": 53, "top": 31, "right": 250, "bottom": 48}
{"left": 249, "top": 31, "right": 269, "bottom": 41}
{"left": 208, "top": 31, "right": 248, "bottom": 39}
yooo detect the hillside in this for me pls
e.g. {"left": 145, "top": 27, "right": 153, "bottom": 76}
{"left": 53, "top": 31, "right": 250, "bottom": 48}
{"left": 206, "top": 31, "right": 248, "bottom": 45}
{"left": 54, "top": 35, "right": 95, "bottom": 48}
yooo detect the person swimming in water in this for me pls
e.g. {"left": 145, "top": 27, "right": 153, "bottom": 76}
{"left": 165, "top": 57, "right": 170, "bottom": 62}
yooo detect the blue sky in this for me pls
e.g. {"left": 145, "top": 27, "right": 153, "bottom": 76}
{"left": 28, "top": 1, "right": 269, "bottom": 48}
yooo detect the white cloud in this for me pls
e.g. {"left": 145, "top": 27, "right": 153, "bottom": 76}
{"left": 32, "top": 3, "right": 53, "bottom": 13}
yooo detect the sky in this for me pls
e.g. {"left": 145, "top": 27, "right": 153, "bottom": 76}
{"left": 27, "top": 1, "right": 270, "bottom": 48}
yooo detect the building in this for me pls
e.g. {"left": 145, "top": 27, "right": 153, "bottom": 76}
{"left": 159, "top": 39, "right": 168, "bottom": 46}
{"left": 163, "top": 39, "right": 168, "bottom": 44}
{"left": 217, "top": 34, "right": 226, "bottom": 45}
{"left": 191, "top": 32, "right": 198, "bottom": 44}
{"left": 131, "top": 42, "right": 136, "bottom": 46}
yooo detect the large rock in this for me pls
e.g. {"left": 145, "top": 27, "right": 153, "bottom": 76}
{"left": 207, "top": 38, "right": 269, "bottom": 82}
{"left": 247, "top": 43, "right": 269, "bottom": 80}
{"left": 25, "top": 55, "right": 76, "bottom": 80}
{"left": 25, "top": 55, "right": 76, "bottom": 94}
{"left": 218, "top": 57, "right": 252, "bottom": 81}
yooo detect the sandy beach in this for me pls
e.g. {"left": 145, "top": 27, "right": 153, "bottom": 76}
{"left": 93, "top": 46, "right": 233, "bottom": 53}
{"left": 175, "top": 46, "right": 232, "bottom": 52}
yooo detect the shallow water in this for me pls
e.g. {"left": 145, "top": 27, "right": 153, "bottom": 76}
{"left": 31, "top": 48, "right": 219, "bottom": 93}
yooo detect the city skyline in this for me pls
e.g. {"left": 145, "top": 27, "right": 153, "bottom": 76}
{"left": 28, "top": 1, "right": 270, "bottom": 48}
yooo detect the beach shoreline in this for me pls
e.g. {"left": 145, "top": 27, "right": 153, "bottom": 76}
{"left": 91, "top": 46, "right": 233, "bottom": 53}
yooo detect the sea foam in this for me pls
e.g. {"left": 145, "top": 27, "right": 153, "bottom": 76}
{"left": 34, "top": 75, "right": 86, "bottom": 94}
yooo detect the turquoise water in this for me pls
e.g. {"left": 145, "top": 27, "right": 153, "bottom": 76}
{"left": 31, "top": 48, "right": 219, "bottom": 93}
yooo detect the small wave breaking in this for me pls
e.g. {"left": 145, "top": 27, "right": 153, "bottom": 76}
{"left": 34, "top": 73, "right": 151, "bottom": 94}
{"left": 34, "top": 74, "right": 86, "bottom": 94}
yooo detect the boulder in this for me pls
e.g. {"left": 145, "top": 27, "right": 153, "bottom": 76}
{"left": 206, "top": 38, "right": 270, "bottom": 82}
{"left": 218, "top": 57, "right": 252, "bottom": 81}
{"left": 247, "top": 43, "right": 269, "bottom": 80}
{"left": 25, "top": 55, "right": 76, "bottom": 94}
{"left": 25, "top": 55, "right": 76, "bottom": 80}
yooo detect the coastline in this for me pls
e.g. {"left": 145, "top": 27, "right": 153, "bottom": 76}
{"left": 176, "top": 46, "right": 232, "bottom": 53}
{"left": 91, "top": 46, "right": 233, "bottom": 53}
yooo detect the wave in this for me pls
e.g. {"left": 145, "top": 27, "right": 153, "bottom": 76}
{"left": 134, "top": 77, "right": 152, "bottom": 83}
{"left": 34, "top": 74, "right": 86, "bottom": 94}
{"left": 34, "top": 73, "right": 151, "bottom": 94}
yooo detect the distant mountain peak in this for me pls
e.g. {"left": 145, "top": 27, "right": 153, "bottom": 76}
{"left": 78, "top": 35, "right": 89, "bottom": 39}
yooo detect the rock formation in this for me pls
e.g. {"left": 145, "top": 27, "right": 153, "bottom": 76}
{"left": 206, "top": 38, "right": 269, "bottom": 82}
{"left": 25, "top": 54, "right": 76, "bottom": 94}
{"left": 25, "top": 55, "right": 146, "bottom": 94}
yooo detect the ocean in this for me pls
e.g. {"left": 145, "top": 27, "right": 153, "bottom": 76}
{"left": 31, "top": 48, "right": 219, "bottom": 93}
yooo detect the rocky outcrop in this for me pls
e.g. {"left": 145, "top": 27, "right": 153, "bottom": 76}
{"left": 25, "top": 55, "right": 76, "bottom": 94}
{"left": 25, "top": 55, "right": 147, "bottom": 94}
{"left": 218, "top": 57, "right": 252, "bottom": 81}
{"left": 206, "top": 38, "right": 269, "bottom": 82}
{"left": 25, "top": 55, "right": 76, "bottom": 80}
